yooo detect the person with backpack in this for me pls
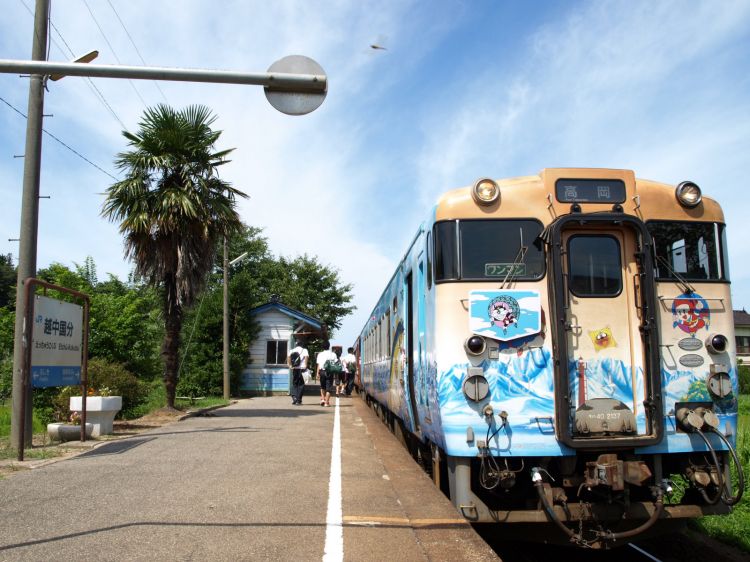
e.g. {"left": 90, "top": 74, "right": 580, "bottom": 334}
{"left": 331, "top": 346, "right": 345, "bottom": 396}
{"left": 342, "top": 347, "right": 357, "bottom": 396}
{"left": 315, "top": 340, "right": 338, "bottom": 407}
{"left": 287, "top": 339, "right": 309, "bottom": 406}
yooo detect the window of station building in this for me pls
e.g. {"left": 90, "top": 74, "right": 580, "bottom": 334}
{"left": 736, "top": 335, "right": 750, "bottom": 355}
{"left": 567, "top": 235, "right": 623, "bottom": 297}
{"left": 266, "top": 340, "right": 288, "bottom": 365}
{"left": 648, "top": 221, "right": 727, "bottom": 281}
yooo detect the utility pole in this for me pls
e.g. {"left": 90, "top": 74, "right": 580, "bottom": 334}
{"left": 11, "top": 0, "right": 49, "bottom": 448}
{"left": 223, "top": 237, "right": 229, "bottom": 400}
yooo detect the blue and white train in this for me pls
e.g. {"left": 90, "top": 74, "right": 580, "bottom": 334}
{"left": 356, "top": 168, "right": 744, "bottom": 548}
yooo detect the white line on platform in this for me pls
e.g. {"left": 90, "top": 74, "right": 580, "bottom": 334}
{"left": 323, "top": 397, "right": 343, "bottom": 562}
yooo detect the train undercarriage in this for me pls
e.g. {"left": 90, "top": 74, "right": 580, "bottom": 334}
{"left": 363, "top": 393, "right": 741, "bottom": 549}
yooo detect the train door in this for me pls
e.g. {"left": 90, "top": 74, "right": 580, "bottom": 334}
{"left": 405, "top": 270, "right": 421, "bottom": 433}
{"left": 417, "top": 258, "right": 427, "bottom": 412}
{"left": 561, "top": 226, "right": 648, "bottom": 440}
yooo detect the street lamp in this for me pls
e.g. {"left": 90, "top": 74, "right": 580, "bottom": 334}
{"left": 224, "top": 243, "right": 248, "bottom": 400}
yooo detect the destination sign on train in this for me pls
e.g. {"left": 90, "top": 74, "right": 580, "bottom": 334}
{"left": 555, "top": 178, "right": 626, "bottom": 203}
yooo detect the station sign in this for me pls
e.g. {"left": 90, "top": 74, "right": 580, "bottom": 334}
{"left": 30, "top": 294, "right": 83, "bottom": 387}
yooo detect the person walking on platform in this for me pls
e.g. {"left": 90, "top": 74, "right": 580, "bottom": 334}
{"left": 287, "top": 339, "right": 309, "bottom": 406}
{"left": 342, "top": 347, "right": 357, "bottom": 396}
{"left": 332, "top": 346, "right": 345, "bottom": 396}
{"left": 316, "top": 340, "right": 337, "bottom": 407}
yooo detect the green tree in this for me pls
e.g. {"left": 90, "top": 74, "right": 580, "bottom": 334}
{"left": 89, "top": 275, "right": 162, "bottom": 380}
{"left": 36, "top": 260, "right": 163, "bottom": 380}
{"left": 102, "top": 105, "right": 246, "bottom": 409}
{"left": 0, "top": 254, "right": 15, "bottom": 309}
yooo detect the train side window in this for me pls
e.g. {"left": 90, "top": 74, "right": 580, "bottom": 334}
{"left": 426, "top": 231, "right": 433, "bottom": 289}
{"left": 719, "top": 224, "right": 731, "bottom": 280}
{"left": 434, "top": 221, "right": 459, "bottom": 281}
{"left": 567, "top": 235, "right": 622, "bottom": 297}
{"left": 386, "top": 310, "right": 391, "bottom": 356}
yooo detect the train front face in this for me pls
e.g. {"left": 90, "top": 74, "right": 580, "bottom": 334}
{"left": 428, "top": 168, "right": 738, "bottom": 543}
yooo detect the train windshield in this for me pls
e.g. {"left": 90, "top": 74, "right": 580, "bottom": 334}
{"left": 434, "top": 219, "right": 545, "bottom": 281}
{"left": 648, "top": 221, "right": 728, "bottom": 281}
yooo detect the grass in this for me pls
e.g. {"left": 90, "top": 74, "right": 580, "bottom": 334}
{"left": 175, "top": 396, "right": 228, "bottom": 409}
{"left": 0, "top": 402, "right": 46, "bottom": 438}
{"left": 690, "top": 395, "right": 750, "bottom": 552}
{"left": 123, "top": 381, "right": 229, "bottom": 419}
{"left": 0, "top": 403, "right": 69, "bottom": 463}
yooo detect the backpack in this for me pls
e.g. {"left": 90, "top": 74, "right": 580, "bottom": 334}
{"left": 290, "top": 351, "right": 301, "bottom": 368}
{"left": 347, "top": 361, "right": 357, "bottom": 375}
{"left": 324, "top": 358, "right": 342, "bottom": 374}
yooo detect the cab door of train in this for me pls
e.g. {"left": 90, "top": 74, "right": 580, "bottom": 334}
{"left": 561, "top": 226, "right": 648, "bottom": 441}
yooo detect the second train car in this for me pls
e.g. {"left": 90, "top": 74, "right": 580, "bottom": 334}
{"left": 357, "top": 168, "right": 744, "bottom": 548}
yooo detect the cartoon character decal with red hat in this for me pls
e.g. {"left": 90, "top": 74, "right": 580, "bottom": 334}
{"left": 672, "top": 292, "right": 710, "bottom": 337}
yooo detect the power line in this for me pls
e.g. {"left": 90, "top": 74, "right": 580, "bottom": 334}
{"left": 48, "top": 22, "right": 127, "bottom": 130}
{"left": 19, "top": 0, "right": 127, "bottom": 130}
{"left": 0, "top": 94, "right": 119, "bottom": 181}
{"left": 106, "top": 0, "right": 169, "bottom": 104}
{"left": 81, "top": 0, "right": 148, "bottom": 108}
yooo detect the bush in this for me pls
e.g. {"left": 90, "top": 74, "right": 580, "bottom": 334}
{"left": 32, "top": 387, "right": 60, "bottom": 425}
{"left": 86, "top": 358, "right": 148, "bottom": 418}
{"left": 739, "top": 364, "right": 750, "bottom": 395}
{"left": 123, "top": 379, "right": 165, "bottom": 419}
{"left": 0, "top": 356, "right": 12, "bottom": 404}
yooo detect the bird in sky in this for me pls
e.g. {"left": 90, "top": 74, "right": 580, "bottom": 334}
{"left": 370, "top": 44, "right": 387, "bottom": 50}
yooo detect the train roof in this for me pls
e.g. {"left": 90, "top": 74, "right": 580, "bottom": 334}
{"left": 434, "top": 167, "right": 725, "bottom": 223}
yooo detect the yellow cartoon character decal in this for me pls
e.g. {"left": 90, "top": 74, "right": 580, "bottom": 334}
{"left": 589, "top": 326, "right": 616, "bottom": 351}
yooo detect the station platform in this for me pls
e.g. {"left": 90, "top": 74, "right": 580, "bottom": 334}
{"left": 0, "top": 386, "right": 499, "bottom": 561}
{"left": 323, "top": 390, "right": 499, "bottom": 561}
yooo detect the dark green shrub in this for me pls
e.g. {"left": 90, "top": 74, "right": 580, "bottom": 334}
{"left": 0, "top": 356, "right": 12, "bottom": 404}
{"left": 739, "top": 364, "right": 750, "bottom": 395}
{"left": 32, "top": 387, "right": 60, "bottom": 425}
{"left": 176, "top": 377, "right": 205, "bottom": 398}
{"left": 86, "top": 358, "right": 148, "bottom": 418}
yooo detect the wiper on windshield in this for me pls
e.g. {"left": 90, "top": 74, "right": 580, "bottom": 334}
{"left": 654, "top": 253, "right": 695, "bottom": 295}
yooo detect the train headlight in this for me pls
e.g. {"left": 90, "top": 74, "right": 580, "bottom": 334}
{"left": 464, "top": 335, "right": 486, "bottom": 356}
{"left": 705, "top": 333, "right": 728, "bottom": 354}
{"left": 675, "top": 181, "right": 702, "bottom": 208}
{"left": 472, "top": 178, "right": 500, "bottom": 206}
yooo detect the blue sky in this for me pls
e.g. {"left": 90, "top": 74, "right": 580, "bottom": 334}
{"left": 1, "top": 0, "right": 749, "bottom": 347}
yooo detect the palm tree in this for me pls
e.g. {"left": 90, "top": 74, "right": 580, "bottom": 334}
{"left": 102, "top": 104, "right": 246, "bottom": 409}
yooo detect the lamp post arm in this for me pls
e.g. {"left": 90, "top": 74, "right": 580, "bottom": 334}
{"left": 0, "top": 59, "right": 327, "bottom": 91}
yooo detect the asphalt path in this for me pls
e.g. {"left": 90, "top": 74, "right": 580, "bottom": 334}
{"left": 0, "top": 394, "right": 497, "bottom": 561}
